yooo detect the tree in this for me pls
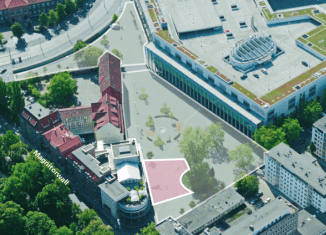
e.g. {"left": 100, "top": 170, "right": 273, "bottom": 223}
{"left": 179, "top": 208, "right": 185, "bottom": 214}
{"left": 77, "top": 209, "right": 98, "bottom": 228}
{"left": 56, "top": 3, "right": 66, "bottom": 19}
{"left": 64, "top": 0, "right": 76, "bottom": 14}
{"left": 136, "top": 222, "right": 160, "bottom": 235}
{"left": 55, "top": 226, "right": 73, "bottom": 235}
{"left": 111, "top": 49, "right": 123, "bottom": 59}
{"left": 100, "top": 35, "right": 109, "bottom": 46}
{"left": 10, "top": 80, "right": 25, "bottom": 116}
{"left": 75, "top": 0, "right": 84, "bottom": 7}
{"left": 282, "top": 118, "right": 302, "bottom": 142}
{"left": 208, "top": 167, "right": 215, "bottom": 177}
{"left": 179, "top": 126, "right": 210, "bottom": 168}
{"left": 145, "top": 115, "right": 154, "bottom": 128}
{"left": 235, "top": 170, "right": 246, "bottom": 181}
{"left": 0, "top": 33, "right": 4, "bottom": 43}
{"left": 235, "top": 175, "right": 259, "bottom": 197}
{"left": 147, "top": 151, "right": 154, "bottom": 159}
{"left": 301, "top": 99, "right": 322, "bottom": 128}
{"left": 73, "top": 40, "right": 88, "bottom": 52}
{"left": 186, "top": 161, "right": 215, "bottom": 193}
{"left": 83, "top": 46, "right": 104, "bottom": 66}
{"left": 25, "top": 211, "right": 57, "bottom": 235}
{"left": 154, "top": 135, "right": 164, "bottom": 147}
{"left": 10, "top": 141, "right": 28, "bottom": 163}
{"left": 254, "top": 125, "right": 287, "bottom": 150}
{"left": 160, "top": 102, "right": 170, "bottom": 114}
{"left": 206, "top": 122, "right": 224, "bottom": 151}
{"left": 48, "top": 9, "right": 59, "bottom": 25}
{"left": 168, "top": 111, "right": 173, "bottom": 119}
{"left": 47, "top": 72, "right": 77, "bottom": 105}
{"left": 201, "top": 194, "right": 207, "bottom": 201}
{"left": 112, "top": 14, "right": 118, "bottom": 22}
{"left": 43, "top": 67, "right": 47, "bottom": 74}
{"left": 229, "top": 143, "right": 254, "bottom": 170}
{"left": 0, "top": 201, "right": 26, "bottom": 235}
{"left": 189, "top": 201, "right": 196, "bottom": 208}
{"left": 57, "top": 64, "right": 62, "bottom": 69}
{"left": 139, "top": 87, "right": 148, "bottom": 100}
{"left": 39, "top": 12, "right": 49, "bottom": 28}
{"left": 2, "top": 130, "right": 20, "bottom": 153}
{"left": 11, "top": 22, "right": 24, "bottom": 39}
{"left": 35, "top": 179, "right": 73, "bottom": 227}
{"left": 69, "top": 223, "right": 78, "bottom": 234}
{"left": 0, "top": 79, "right": 8, "bottom": 116}
{"left": 81, "top": 219, "right": 114, "bottom": 235}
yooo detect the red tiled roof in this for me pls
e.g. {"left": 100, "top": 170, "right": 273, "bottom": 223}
{"left": 59, "top": 106, "right": 92, "bottom": 119}
{"left": 5, "top": 0, "right": 28, "bottom": 8}
{"left": 38, "top": 111, "right": 61, "bottom": 132}
{"left": 43, "top": 124, "right": 82, "bottom": 158}
{"left": 29, "top": 117, "right": 37, "bottom": 126}
{"left": 22, "top": 111, "right": 29, "bottom": 120}
{"left": 28, "top": 0, "right": 50, "bottom": 4}
{"left": 0, "top": 1, "right": 6, "bottom": 10}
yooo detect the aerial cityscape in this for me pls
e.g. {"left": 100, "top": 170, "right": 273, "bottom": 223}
{"left": 2, "top": 0, "right": 326, "bottom": 234}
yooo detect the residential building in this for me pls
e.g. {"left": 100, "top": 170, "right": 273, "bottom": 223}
{"left": 176, "top": 187, "right": 245, "bottom": 235}
{"left": 156, "top": 216, "right": 192, "bottom": 235}
{"left": 265, "top": 143, "right": 326, "bottom": 212}
{"left": 42, "top": 123, "right": 82, "bottom": 164}
{"left": 0, "top": 0, "right": 64, "bottom": 24}
{"left": 59, "top": 106, "right": 94, "bottom": 135}
{"left": 296, "top": 209, "right": 326, "bottom": 235}
{"left": 66, "top": 138, "right": 151, "bottom": 228}
{"left": 312, "top": 116, "right": 326, "bottom": 160}
{"left": 223, "top": 196, "right": 298, "bottom": 235}
{"left": 20, "top": 102, "right": 62, "bottom": 147}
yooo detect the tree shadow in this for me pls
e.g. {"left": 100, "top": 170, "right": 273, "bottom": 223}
{"left": 145, "top": 99, "right": 149, "bottom": 106}
{"left": 159, "top": 145, "right": 164, "bottom": 151}
{"left": 209, "top": 146, "right": 229, "bottom": 164}
{"left": 40, "top": 29, "right": 53, "bottom": 41}
{"left": 69, "top": 16, "right": 80, "bottom": 25}
{"left": 15, "top": 38, "right": 27, "bottom": 52}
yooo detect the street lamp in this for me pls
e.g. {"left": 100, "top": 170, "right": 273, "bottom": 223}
{"left": 67, "top": 31, "right": 72, "bottom": 44}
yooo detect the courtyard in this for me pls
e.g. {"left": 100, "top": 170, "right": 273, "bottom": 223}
{"left": 123, "top": 70, "right": 265, "bottom": 222}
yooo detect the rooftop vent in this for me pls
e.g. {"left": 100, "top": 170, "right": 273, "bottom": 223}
{"left": 29, "top": 106, "right": 32, "bottom": 109}
{"left": 249, "top": 225, "right": 254, "bottom": 231}
{"left": 38, "top": 114, "right": 41, "bottom": 117}
{"left": 40, "top": 109, "right": 42, "bottom": 111}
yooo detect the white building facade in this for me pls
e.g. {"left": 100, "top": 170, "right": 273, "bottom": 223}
{"left": 265, "top": 143, "right": 326, "bottom": 213}
{"left": 312, "top": 116, "right": 326, "bottom": 160}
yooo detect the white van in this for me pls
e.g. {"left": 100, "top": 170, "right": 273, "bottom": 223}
{"left": 111, "top": 23, "right": 120, "bottom": 29}
{"left": 261, "top": 68, "right": 267, "bottom": 74}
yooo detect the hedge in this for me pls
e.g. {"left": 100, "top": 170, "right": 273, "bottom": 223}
{"left": 174, "top": 133, "right": 180, "bottom": 140}
{"left": 155, "top": 115, "right": 178, "bottom": 121}
{"left": 147, "top": 137, "right": 152, "bottom": 141}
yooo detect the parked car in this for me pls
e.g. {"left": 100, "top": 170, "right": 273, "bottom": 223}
{"left": 240, "top": 74, "right": 247, "bottom": 80}
{"left": 250, "top": 198, "right": 258, "bottom": 205}
{"left": 30, "top": 97, "right": 35, "bottom": 103}
{"left": 261, "top": 68, "right": 267, "bottom": 74}
{"left": 302, "top": 61, "right": 308, "bottom": 67}
{"left": 0, "top": 69, "right": 7, "bottom": 73}
{"left": 253, "top": 73, "right": 259, "bottom": 78}
{"left": 256, "top": 192, "right": 263, "bottom": 198}
{"left": 111, "top": 23, "right": 120, "bottom": 29}
{"left": 264, "top": 198, "right": 271, "bottom": 204}
{"left": 223, "top": 29, "right": 230, "bottom": 33}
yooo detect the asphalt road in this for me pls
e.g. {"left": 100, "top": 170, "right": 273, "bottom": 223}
{"left": 0, "top": 0, "right": 126, "bottom": 83}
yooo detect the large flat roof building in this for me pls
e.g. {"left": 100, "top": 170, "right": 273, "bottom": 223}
{"left": 297, "top": 209, "right": 326, "bottom": 235}
{"left": 312, "top": 116, "right": 326, "bottom": 160}
{"left": 176, "top": 187, "right": 244, "bottom": 234}
{"left": 223, "top": 197, "right": 298, "bottom": 235}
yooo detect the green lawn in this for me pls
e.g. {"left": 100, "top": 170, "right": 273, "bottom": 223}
{"left": 307, "top": 25, "right": 326, "bottom": 36}
{"left": 307, "top": 29, "right": 326, "bottom": 50}
{"left": 225, "top": 206, "right": 251, "bottom": 224}
{"left": 207, "top": 66, "right": 218, "bottom": 73}
{"left": 148, "top": 9, "right": 157, "bottom": 22}
{"left": 262, "top": 9, "right": 277, "bottom": 20}
{"left": 297, "top": 37, "right": 308, "bottom": 44}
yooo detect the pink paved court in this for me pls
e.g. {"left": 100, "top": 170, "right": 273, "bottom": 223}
{"left": 144, "top": 159, "right": 193, "bottom": 205}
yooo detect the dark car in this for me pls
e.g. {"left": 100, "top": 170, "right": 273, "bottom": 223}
{"left": 302, "top": 61, "right": 308, "bottom": 67}
{"left": 256, "top": 192, "right": 263, "bottom": 198}
{"left": 253, "top": 73, "right": 259, "bottom": 78}
{"left": 240, "top": 74, "right": 247, "bottom": 80}
{"left": 0, "top": 69, "right": 7, "bottom": 74}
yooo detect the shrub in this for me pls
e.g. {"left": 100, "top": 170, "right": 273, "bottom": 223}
{"left": 126, "top": 187, "right": 131, "bottom": 191}
{"left": 139, "top": 194, "right": 143, "bottom": 200}
{"left": 154, "top": 135, "right": 164, "bottom": 147}
{"left": 126, "top": 197, "right": 131, "bottom": 204}
{"left": 139, "top": 181, "right": 143, "bottom": 186}
{"left": 180, "top": 208, "right": 185, "bottom": 214}
{"left": 147, "top": 137, "right": 152, "bottom": 141}
{"left": 112, "top": 14, "right": 118, "bottom": 22}
{"left": 167, "top": 139, "right": 171, "bottom": 143}
{"left": 174, "top": 133, "right": 180, "bottom": 140}
{"left": 134, "top": 186, "right": 139, "bottom": 191}
{"left": 147, "top": 151, "right": 154, "bottom": 159}
{"left": 189, "top": 201, "right": 196, "bottom": 208}
{"left": 140, "top": 186, "right": 144, "bottom": 190}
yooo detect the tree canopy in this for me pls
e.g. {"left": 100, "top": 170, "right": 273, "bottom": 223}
{"left": 73, "top": 40, "right": 88, "bottom": 52}
{"left": 39, "top": 12, "right": 49, "bottom": 28}
{"left": 300, "top": 99, "right": 322, "bottom": 129}
{"left": 229, "top": 143, "right": 254, "bottom": 170}
{"left": 25, "top": 211, "right": 57, "bottom": 235}
{"left": 48, "top": 10, "right": 59, "bottom": 25}
{"left": 254, "top": 125, "right": 287, "bottom": 150}
{"left": 0, "top": 201, "right": 25, "bottom": 235}
{"left": 136, "top": 222, "right": 160, "bottom": 235}
{"left": 145, "top": 115, "right": 154, "bottom": 127}
{"left": 235, "top": 175, "right": 259, "bottom": 197}
{"left": 47, "top": 72, "right": 77, "bottom": 105}
{"left": 65, "top": 0, "right": 76, "bottom": 14}
{"left": 77, "top": 209, "right": 98, "bottom": 228}
{"left": 111, "top": 49, "right": 123, "bottom": 59}
{"left": 56, "top": 3, "right": 66, "bottom": 19}
{"left": 11, "top": 22, "right": 24, "bottom": 39}
{"left": 83, "top": 47, "right": 104, "bottom": 66}
{"left": 206, "top": 122, "right": 224, "bottom": 150}
{"left": 282, "top": 118, "right": 302, "bottom": 143}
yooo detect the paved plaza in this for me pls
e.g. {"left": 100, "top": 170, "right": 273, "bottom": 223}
{"left": 15, "top": 2, "right": 147, "bottom": 81}
{"left": 123, "top": 70, "right": 265, "bottom": 221}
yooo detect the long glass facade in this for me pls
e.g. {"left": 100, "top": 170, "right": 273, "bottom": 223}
{"left": 146, "top": 48, "right": 263, "bottom": 139}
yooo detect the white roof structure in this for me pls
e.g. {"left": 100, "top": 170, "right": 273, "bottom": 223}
{"left": 116, "top": 161, "right": 141, "bottom": 183}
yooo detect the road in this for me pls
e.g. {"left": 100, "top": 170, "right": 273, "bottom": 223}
{"left": 0, "top": 0, "right": 126, "bottom": 83}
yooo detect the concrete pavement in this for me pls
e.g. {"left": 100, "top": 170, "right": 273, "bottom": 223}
{"left": 0, "top": 0, "right": 126, "bottom": 82}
